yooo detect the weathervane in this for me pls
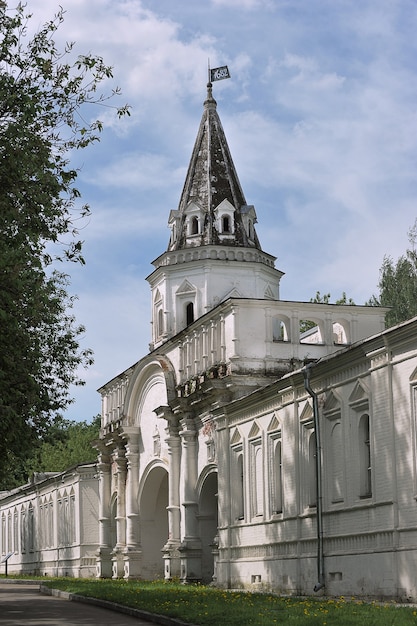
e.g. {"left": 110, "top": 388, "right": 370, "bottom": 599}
{"left": 208, "top": 60, "right": 231, "bottom": 85}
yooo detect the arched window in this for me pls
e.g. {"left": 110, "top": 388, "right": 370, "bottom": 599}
{"left": 308, "top": 432, "right": 317, "bottom": 507}
{"left": 1, "top": 513, "right": 5, "bottom": 555}
{"left": 20, "top": 508, "right": 26, "bottom": 554}
{"left": 28, "top": 503, "right": 34, "bottom": 552}
{"left": 186, "top": 302, "right": 194, "bottom": 326}
{"left": 157, "top": 308, "right": 164, "bottom": 337}
{"left": 359, "top": 414, "right": 371, "bottom": 498}
{"left": 7, "top": 511, "right": 11, "bottom": 553}
{"left": 191, "top": 216, "right": 199, "bottom": 235}
{"left": 13, "top": 510, "right": 18, "bottom": 553}
{"left": 273, "top": 440, "right": 283, "bottom": 514}
{"left": 222, "top": 215, "right": 231, "bottom": 233}
{"left": 253, "top": 445, "right": 263, "bottom": 516}
{"left": 330, "top": 422, "right": 344, "bottom": 502}
{"left": 236, "top": 454, "right": 244, "bottom": 520}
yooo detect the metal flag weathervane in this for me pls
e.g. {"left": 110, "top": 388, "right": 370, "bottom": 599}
{"left": 208, "top": 62, "right": 231, "bottom": 83}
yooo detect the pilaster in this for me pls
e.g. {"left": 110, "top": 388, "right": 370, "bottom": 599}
{"left": 179, "top": 413, "right": 202, "bottom": 583}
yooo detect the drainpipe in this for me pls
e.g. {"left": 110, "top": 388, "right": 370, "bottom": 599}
{"left": 303, "top": 363, "right": 325, "bottom": 592}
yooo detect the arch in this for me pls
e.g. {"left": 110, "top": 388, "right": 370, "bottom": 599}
{"left": 332, "top": 319, "right": 350, "bottom": 344}
{"left": 138, "top": 463, "right": 169, "bottom": 580}
{"left": 198, "top": 468, "right": 218, "bottom": 583}
{"left": 272, "top": 315, "right": 290, "bottom": 342}
{"left": 123, "top": 355, "right": 177, "bottom": 425}
{"left": 300, "top": 319, "right": 325, "bottom": 344}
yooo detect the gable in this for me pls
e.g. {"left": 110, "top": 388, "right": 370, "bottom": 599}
{"left": 176, "top": 279, "right": 196, "bottom": 296}
{"left": 300, "top": 400, "right": 314, "bottom": 421}
{"left": 267, "top": 413, "right": 280, "bottom": 432}
{"left": 230, "top": 428, "right": 242, "bottom": 446}
{"left": 349, "top": 381, "right": 369, "bottom": 411}
{"left": 248, "top": 421, "right": 261, "bottom": 439}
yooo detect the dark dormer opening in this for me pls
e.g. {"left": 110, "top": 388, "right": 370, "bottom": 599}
{"left": 248, "top": 219, "right": 254, "bottom": 240}
{"left": 222, "top": 215, "right": 231, "bottom": 233}
{"left": 186, "top": 302, "right": 194, "bottom": 326}
{"left": 191, "top": 216, "right": 199, "bottom": 235}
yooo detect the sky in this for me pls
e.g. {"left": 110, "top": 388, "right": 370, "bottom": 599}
{"left": 20, "top": 0, "right": 417, "bottom": 422}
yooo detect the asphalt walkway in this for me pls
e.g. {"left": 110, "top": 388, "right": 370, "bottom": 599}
{"left": 0, "top": 581, "right": 188, "bottom": 626}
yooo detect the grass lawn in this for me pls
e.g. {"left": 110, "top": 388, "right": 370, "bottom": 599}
{"left": 34, "top": 578, "right": 417, "bottom": 625}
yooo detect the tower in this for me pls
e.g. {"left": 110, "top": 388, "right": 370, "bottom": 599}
{"left": 147, "top": 82, "right": 284, "bottom": 350}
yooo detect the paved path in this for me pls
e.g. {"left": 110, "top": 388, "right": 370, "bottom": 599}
{"left": 0, "top": 582, "right": 175, "bottom": 626}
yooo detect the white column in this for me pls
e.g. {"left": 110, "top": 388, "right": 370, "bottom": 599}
{"left": 124, "top": 431, "right": 140, "bottom": 549}
{"left": 163, "top": 410, "right": 182, "bottom": 579}
{"left": 114, "top": 448, "right": 127, "bottom": 550}
{"left": 121, "top": 428, "right": 142, "bottom": 579}
{"left": 96, "top": 449, "right": 112, "bottom": 578}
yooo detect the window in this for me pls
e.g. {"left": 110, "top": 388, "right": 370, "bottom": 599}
{"left": 7, "top": 512, "right": 11, "bottom": 554}
{"left": 248, "top": 219, "right": 254, "bottom": 240}
{"left": 28, "top": 503, "right": 34, "bottom": 552}
{"left": 250, "top": 442, "right": 264, "bottom": 517}
{"left": 273, "top": 317, "right": 290, "bottom": 342}
{"left": 157, "top": 308, "right": 164, "bottom": 337}
{"left": 191, "top": 216, "right": 199, "bottom": 235}
{"left": 359, "top": 414, "right": 372, "bottom": 498}
{"left": 20, "top": 508, "right": 26, "bottom": 554}
{"left": 13, "top": 510, "right": 18, "bottom": 553}
{"left": 272, "top": 439, "right": 283, "bottom": 514}
{"left": 1, "top": 513, "right": 5, "bottom": 555}
{"left": 222, "top": 215, "right": 231, "bottom": 233}
{"left": 308, "top": 432, "right": 317, "bottom": 507}
{"left": 236, "top": 453, "right": 244, "bottom": 520}
{"left": 186, "top": 302, "right": 194, "bottom": 326}
{"left": 330, "top": 422, "right": 344, "bottom": 502}
{"left": 69, "top": 491, "right": 76, "bottom": 544}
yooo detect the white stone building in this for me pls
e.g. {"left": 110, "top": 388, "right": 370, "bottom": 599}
{"left": 0, "top": 463, "right": 98, "bottom": 578}
{"left": 94, "top": 83, "right": 417, "bottom": 599}
{"left": 3, "top": 83, "right": 417, "bottom": 599}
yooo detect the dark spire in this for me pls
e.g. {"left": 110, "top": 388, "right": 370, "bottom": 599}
{"left": 167, "top": 83, "right": 261, "bottom": 251}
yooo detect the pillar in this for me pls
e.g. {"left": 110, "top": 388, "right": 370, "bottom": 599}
{"left": 179, "top": 414, "right": 202, "bottom": 583}
{"left": 112, "top": 446, "right": 127, "bottom": 578}
{"left": 163, "top": 411, "right": 182, "bottom": 579}
{"left": 121, "top": 427, "right": 142, "bottom": 579}
{"left": 96, "top": 450, "right": 112, "bottom": 578}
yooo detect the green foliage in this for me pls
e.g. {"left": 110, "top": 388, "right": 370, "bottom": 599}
{"left": 300, "top": 292, "right": 355, "bottom": 334}
{"left": 310, "top": 291, "right": 355, "bottom": 305}
{"left": 368, "top": 221, "right": 417, "bottom": 328}
{"left": 24, "top": 416, "right": 100, "bottom": 475}
{"left": 0, "top": 4, "right": 129, "bottom": 489}
{"left": 40, "top": 579, "right": 417, "bottom": 626}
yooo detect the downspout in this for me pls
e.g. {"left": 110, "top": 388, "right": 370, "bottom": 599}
{"left": 303, "top": 363, "right": 325, "bottom": 592}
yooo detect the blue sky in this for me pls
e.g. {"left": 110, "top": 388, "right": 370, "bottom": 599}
{"left": 24, "top": 0, "right": 417, "bottom": 421}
